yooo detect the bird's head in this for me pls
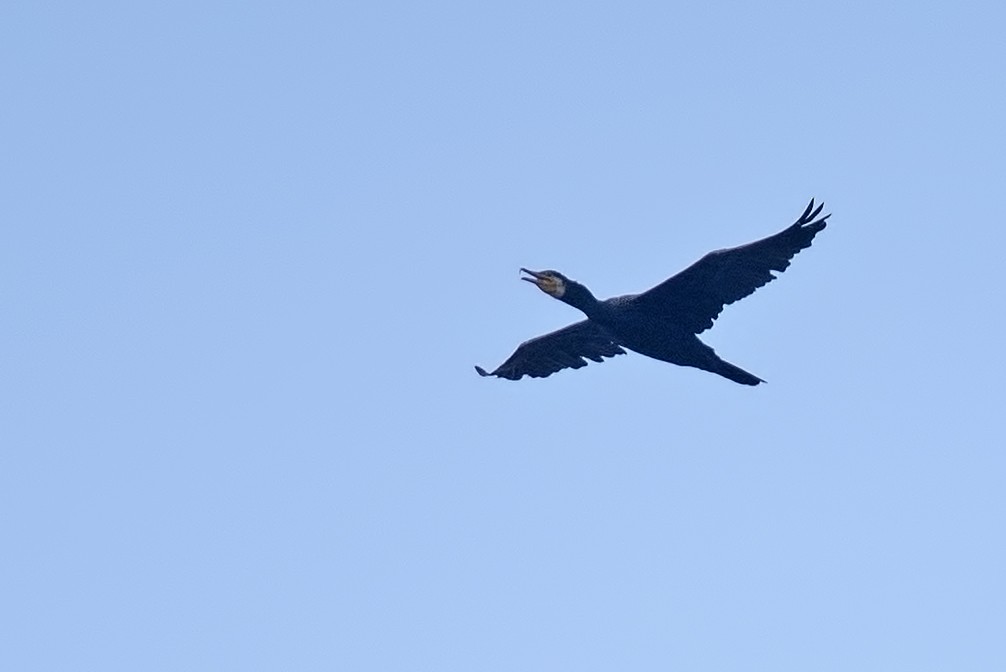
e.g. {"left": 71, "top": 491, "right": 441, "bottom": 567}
{"left": 520, "top": 268, "right": 569, "bottom": 299}
{"left": 520, "top": 268, "right": 600, "bottom": 316}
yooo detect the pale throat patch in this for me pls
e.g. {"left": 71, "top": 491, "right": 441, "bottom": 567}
{"left": 545, "top": 278, "right": 566, "bottom": 298}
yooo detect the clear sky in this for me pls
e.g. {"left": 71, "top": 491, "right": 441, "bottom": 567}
{"left": 3, "top": 1, "right": 1005, "bottom": 670}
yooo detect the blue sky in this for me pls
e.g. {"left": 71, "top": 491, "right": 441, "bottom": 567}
{"left": 3, "top": 1, "right": 1005, "bottom": 669}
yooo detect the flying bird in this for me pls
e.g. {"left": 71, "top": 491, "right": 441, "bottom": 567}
{"left": 475, "top": 199, "right": 830, "bottom": 385}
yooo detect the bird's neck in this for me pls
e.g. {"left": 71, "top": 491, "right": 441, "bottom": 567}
{"left": 561, "top": 283, "right": 602, "bottom": 318}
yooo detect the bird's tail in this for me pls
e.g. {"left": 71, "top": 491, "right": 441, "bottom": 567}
{"left": 709, "top": 358, "right": 765, "bottom": 386}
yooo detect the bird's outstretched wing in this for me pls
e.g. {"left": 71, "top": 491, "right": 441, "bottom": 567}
{"left": 633, "top": 199, "right": 829, "bottom": 334}
{"left": 476, "top": 320, "right": 626, "bottom": 380}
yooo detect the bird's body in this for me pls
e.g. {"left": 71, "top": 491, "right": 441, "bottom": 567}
{"left": 475, "top": 200, "right": 830, "bottom": 385}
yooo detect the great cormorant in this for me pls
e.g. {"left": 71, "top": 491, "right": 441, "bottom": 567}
{"left": 475, "top": 199, "right": 830, "bottom": 385}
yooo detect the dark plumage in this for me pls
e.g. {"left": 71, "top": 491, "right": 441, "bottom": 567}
{"left": 475, "top": 199, "right": 830, "bottom": 385}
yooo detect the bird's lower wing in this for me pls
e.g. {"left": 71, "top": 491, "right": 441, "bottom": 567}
{"left": 632, "top": 199, "right": 829, "bottom": 333}
{"left": 476, "top": 320, "right": 626, "bottom": 380}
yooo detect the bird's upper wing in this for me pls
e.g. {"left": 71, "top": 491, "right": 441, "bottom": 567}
{"left": 476, "top": 319, "right": 626, "bottom": 380}
{"left": 631, "top": 199, "right": 830, "bottom": 334}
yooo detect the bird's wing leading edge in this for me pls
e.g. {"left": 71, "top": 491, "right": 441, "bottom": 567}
{"left": 475, "top": 319, "right": 626, "bottom": 380}
{"left": 633, "top": 199, "right": 830, "bottom": 334}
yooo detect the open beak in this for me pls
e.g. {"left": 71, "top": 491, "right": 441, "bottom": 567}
{"left": 520, "top": 268, "right": 545, "bottom": 285}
